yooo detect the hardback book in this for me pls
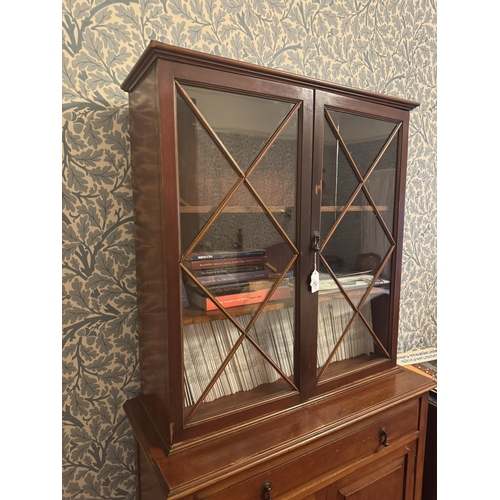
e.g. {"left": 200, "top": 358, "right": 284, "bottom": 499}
{"left": 318, "top": 273, "right": 389, "bottom": 294}
{"left": 187, "top": 285, "right": 291, "bottom": 311}
{"left": 188, "top": 249, "right": 267, "bottom": 261}
{"left": 186, "top": 282, "right": 251, "bottom": 297}
{"left": 186, "top": 255, "right": 268, "bottom": 270}
{"left": 192, "top": 264, "right": 266, "bottom": 277}
{"left": 195, "top": 269, "right": 269, "bottom": 286}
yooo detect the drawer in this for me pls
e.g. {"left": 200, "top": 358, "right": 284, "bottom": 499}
{"left": 199, "top": 402, "right": 419, "bottom": 500}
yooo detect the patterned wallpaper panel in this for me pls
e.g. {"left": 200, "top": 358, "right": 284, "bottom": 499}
{"left": 62, "top": 1, "right": 436, "bottom": 498}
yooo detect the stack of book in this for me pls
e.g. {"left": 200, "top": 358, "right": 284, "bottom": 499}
{"left": 316, "top": 273, "right": 389, "bottom": 366}
{"left": 183, "top": 298, "right": 379, "bottom": 406}
{"left": 183, "top": 307, "right": 295, "bottom": 405}
{"left": 316, "top": 300, "right": 375, "bottom": 366}
{"left": 184, "top": 249, "right": 291, "bottom": 311}
{"left": 181, "top": 265, "right": 388, "bottom": 405}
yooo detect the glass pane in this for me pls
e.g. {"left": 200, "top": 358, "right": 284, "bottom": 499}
{"left": 328, "top": 110, "right": 397, "bottom": 179}
{"left": 178, "top": 84, "right": 299, "bottom": 419}
{"left": 365, "top": 134, "right": 398, "bottom": 235}
{"left": 321, "top": 116, "right": 360, "bottom": 275}
{"left": 177, "top": 91, "right": 240, "bottom": 253}
{"left": 322, "top": 117, "right": 359, "bottom": 211}
{"left": 182, "top": 85, "right": 294, "bottom": 172}
{"left": 249, "top": 113, "right": 298, "bottom": 243}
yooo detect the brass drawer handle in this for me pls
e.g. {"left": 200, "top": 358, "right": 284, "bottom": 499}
{"left": 261, "top": 481, "right": 272, "bottom": 500}
{"left": 379, "top": 426, "right": 389, "bottom": 447}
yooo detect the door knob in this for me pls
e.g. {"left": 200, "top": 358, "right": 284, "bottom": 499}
{"left": 379, "top": 426, "right": 389, "bottom": 447}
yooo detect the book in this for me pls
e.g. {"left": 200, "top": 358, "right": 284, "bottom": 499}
{"left": 188, "top": 249, "right": 267, "bottom": 261}
{"left": 186, "top": 255, "right": 268, "bottom": 270}
{"left": 195, "top": 269, "right": 269, "bottom": 286}
{"left": 182, "top": 306, "right": 297, "bottom": 400}
{"left": 192, "top": 264, "right": 265, "bottom": 277}
{"left": 185, "top": 276, "right": 292, "bottom": 295}
{"left": 187, "top": 285, "right": 291, "bottom": 311}
{"left": 186, "top": 282, "right": 251, "bottom": 297}
{"left": 318, "top": 273, "right": 389, "bottom": 294}
{"left": 397, "top": 347, "right": 437, "bottom": 366}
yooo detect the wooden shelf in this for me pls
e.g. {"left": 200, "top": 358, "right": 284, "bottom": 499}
{"left": 184, "top": 378, "right": 296, "bottom": 424}
{"left": 317, "top": 354, "right": 389, "bottom": 383}
{"left": 182, "top": 287, "right": 388, "bottom": 325}
{"left": 182, "top": 297, "right": 294, "bottom": 325}
{"left": 179, "top": 205, "right": 293, "bottom": 214}
{"left": 321, "top": 205, "right": 389, "bottom": 212}
{"left": 179, "top": 205, "right": 388, "bottom": 213}
{"left": 318, "top": 286, "right": 389, "bottom": 302}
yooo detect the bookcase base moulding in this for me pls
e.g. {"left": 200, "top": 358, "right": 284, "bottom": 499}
{"left": 121, "top": 41, "right": 436, "bottom": 500}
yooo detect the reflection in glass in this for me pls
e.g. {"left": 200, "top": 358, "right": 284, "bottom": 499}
{"left": 250, "top": 114, "right": 298, "bottom": 242}
{"left": 188, "top": 182, "right": 295, "bottom": 273}
{"left": 183, "top": 85, "right": 294, "bottom": 172}
{"left": 324, "top": 190, "right": 391, "bottom": 276}
{"left": 321, "top": 118, "right": 359, "bottom": 212}
{"left": 177, "top": 92, "right": 240, "bottom": 253}
{"left": 328, "top": 110, "right": 396, "bottom": 179}
{"left": 363, "top": 136, "right": 398, "bottom": 252}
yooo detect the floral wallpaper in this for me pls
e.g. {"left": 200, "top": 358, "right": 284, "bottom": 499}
{"left": 62, "top": 0, "right": 437, "bottom": 498}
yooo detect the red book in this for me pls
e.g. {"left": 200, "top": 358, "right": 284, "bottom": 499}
{"left": 186, "top": 255, "right": 268, "bottom": 270}
{"left": 188, "top": 286, "right": 291, "bottom": 311}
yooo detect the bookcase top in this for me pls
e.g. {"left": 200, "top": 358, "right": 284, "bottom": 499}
{"left": 121, "top": 40, "right": 419, "bottom": 112}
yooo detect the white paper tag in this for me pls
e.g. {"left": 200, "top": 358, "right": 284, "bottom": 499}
{"left": 310, "top": 269, "right": 320, "bottom": 293}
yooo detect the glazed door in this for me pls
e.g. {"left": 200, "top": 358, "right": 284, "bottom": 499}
{"left": 164, "top": 60, "right": 314, "bottom": 432}
{"left": 310, "top": 91, "right": 410, "bottom": 393}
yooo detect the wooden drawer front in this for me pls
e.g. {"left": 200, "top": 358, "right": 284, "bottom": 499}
{"left": 201, "top": 403, "right": 418, "bottom": 500}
